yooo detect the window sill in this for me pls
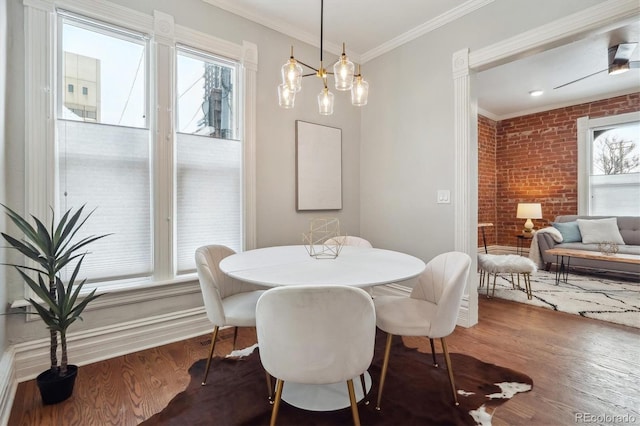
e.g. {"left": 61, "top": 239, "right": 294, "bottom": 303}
{"left": 10, "top": 274, "right": 202, "bottom": 316}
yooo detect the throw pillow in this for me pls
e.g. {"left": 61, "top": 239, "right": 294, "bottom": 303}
{"left": 552, "top": 221, "right": 582, "bottom": 243}
{"left": 576, "top": 218, "right": 625, "bottom": 245}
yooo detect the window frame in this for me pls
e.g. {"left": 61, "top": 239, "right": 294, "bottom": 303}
{"left": 577, "top": 111, "right": 640, "bottom": 215}
{"left": 22, "top": 0, "right": 257, "bottom": 308}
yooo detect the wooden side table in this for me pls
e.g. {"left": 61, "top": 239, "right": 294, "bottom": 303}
{"left": 515, "top": 234, "right": 533, "bottom": 256}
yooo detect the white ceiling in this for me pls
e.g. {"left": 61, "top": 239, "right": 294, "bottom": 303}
{"left": 204, "top": 0, "right": 640, "bottom": 120}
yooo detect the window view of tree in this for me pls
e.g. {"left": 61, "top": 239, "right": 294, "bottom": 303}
{"left": 592, "top": 133, "right": 640, "bottom": 175}
{"left": 589, "top": 121, "right": 640, "bottom": 216}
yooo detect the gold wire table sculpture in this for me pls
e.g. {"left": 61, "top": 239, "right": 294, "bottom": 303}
{"left": 302, "top": 217, "right": 344, "bottom": 259}
{"left": 598, "top": 242, "right": 619, "bottom": 256}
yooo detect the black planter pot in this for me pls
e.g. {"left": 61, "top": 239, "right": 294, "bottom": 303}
{"left": 36, "top": 365, "right": 78, "bottom": 405}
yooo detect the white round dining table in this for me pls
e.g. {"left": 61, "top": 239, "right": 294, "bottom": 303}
{"left": 219, "top": 244, "right": 426, "bottom": 288}
{"left": 219, "top": 244, "right": 426, "bottom": 412}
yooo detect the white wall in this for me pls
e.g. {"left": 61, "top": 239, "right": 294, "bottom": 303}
{"left": 360, "top": 0, "right": 605, "bottom": 262}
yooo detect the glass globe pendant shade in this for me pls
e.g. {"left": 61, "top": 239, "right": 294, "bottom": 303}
{"left": 281, "top": 57, "right": 303, "bottom": 92}
{"left": 333, "top": 44, "right": 354, "bottom": 91}
{"left": 318, "top": 87, "right": 334, "bottom": 115}
{"left": 278, "top": 83, "right": 295, "bottom": 108}
{"left": 351, "top": 75, "right": 369, "bottom": 106}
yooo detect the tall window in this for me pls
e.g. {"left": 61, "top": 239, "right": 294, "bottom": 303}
{"left": 24, "top": 3, "right": 255, "bottom": 296}
{"left": 57, "top": 12, "right": 152, "bottom": 283}
{"left": 578, "top": 113, "right": 640, "bottom": 216}
{"left": 175, "top": 47, "right": 241, "bottom": 273}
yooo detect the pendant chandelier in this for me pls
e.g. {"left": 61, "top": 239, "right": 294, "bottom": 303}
{"left": 277, "top": 0, "right": 369, "bottom": 115}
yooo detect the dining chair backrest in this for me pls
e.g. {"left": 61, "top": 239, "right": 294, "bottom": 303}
{"left": 325, "top": 236, "right": 373, "bottom": 248}
{"left": 256, "top": 285, "right": 376, "bottom": 385}
{"left": 409, "top": 251, "right": 472, "bottom": 338}
{"left": 195, "top": 244, "right": 262, "bottom": 326}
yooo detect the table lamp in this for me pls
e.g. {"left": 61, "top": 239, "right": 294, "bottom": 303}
{"left": 516, "top": 203, "right": 542, "bottom": 234}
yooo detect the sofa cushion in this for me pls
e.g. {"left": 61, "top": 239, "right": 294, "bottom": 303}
{"left": 552, "top": 221, "right": 582, "bottom": 243}
{"left": 618, "top": 216, "right": 640, "bottom": 245}
{"left": 577, "top": 218, "right": 625, "bottom": 245}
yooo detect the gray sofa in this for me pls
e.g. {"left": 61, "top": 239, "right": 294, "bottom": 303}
{"left": 537, "top": 215, "right": 640, "bottom": 275}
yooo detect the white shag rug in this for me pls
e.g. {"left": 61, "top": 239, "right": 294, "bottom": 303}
{"left": 481, "top": 269, "right": 639, "bottom": 328}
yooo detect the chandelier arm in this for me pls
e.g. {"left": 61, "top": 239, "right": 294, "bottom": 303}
{"left": 297, "top": 60, "right": 319, "bottom": 72}
{"left": 302, "top": 73, "right": 316, "bottom": 78}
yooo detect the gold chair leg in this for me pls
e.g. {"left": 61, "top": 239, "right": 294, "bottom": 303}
{"left": 510, "top": 273, "right": 515, "bottom": 289}
{"left": 232, "top": 326, "right": 239, "bottom": 350}
{"left": 359, "top": 373, "right": 369, "bottom": 404}
{"left": 429, "top": 338, "right": 438, "bottom": 367}
{"left": 347, "top": 379, "right": 361, "bottom": 426}
{"left": 440, "top": 338, "right": 459, "bottom": 406}
{"left": 524, "top": 273, "right": 532, "bottom": 299}
{"left": 376, "top": 333, "right": 393, "bottom": 411}
{"left": 479, "top": 270, "right": 484, "bottom": 288}
{"left": 201, "top": 326, "right": 219, "bottom": 386}
{"left": 270, "top": 379, "right": 284, "bottom": 426}
{"left": 265, "top": 372, "right": 274, "bottom": 404}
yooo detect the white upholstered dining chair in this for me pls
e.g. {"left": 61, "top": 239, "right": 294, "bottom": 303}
{"left": 256, "top": 285, "right": 376, "bottom": 426}
{"left": 325, "top": 235, "right": 373, "bottom": 248}
{"left": 325, "top": 236, "right": 375, "bottom": 296}
{"left": 373, "top": 251, "right": 472, "bottom": 409}
{"left": 195, "top": 244, "right": 265, "bottom": 386}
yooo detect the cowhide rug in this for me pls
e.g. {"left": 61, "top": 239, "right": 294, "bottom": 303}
{"left": 142, "top": 330, "right": 532, "bottom": 426}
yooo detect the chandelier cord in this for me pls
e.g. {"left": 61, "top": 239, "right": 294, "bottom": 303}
{"left": 320, "top": 0, "right": 323, "bottom": 63}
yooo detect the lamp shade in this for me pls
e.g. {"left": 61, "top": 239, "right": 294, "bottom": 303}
{"left": 516, "top": 203, "right": 542, "bottom": 219}
{"left": 516, "top": 203, "right": 542, "bottom": 233}
{"left": 318, "top": 87, "right": 334, "bottom": 115}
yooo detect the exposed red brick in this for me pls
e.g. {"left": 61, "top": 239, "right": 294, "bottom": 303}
{"left": 478, "top": 92, "right": 640, "bottom": 247}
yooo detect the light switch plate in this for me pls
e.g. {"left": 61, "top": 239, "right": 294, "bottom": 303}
{"left": 437, "top": 189, "right": 450, "bottom": 204}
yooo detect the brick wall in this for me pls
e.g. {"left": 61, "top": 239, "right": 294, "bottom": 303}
{"left": 478, "top": 115, "right": 497, "bottom": 248}
{"left": 478, "top": 92, "right": 640, "bottom": 247}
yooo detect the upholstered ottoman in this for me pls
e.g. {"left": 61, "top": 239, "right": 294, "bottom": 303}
{"left": 478, "top": 254, "right": 537, "bottom": 299}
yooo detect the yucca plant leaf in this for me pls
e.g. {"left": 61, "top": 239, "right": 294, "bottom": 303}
{"left": 54, "top": 205, "right": 88, "bottom": 257}
{"left": 58, "top": 234, "right": 111, "bottom": 270}
{"left": 1, "top": 204, "right": 40, "bottom": 244}
{"left": 15, "top": 269, "right": 50, "bottom": 301}
{"left": 15, "top": 269, "right": 61, "bottom": 317}
{"left": 1, "top": 233, "right": 43, "bottom": 264}
{"left": 32, "top": 216, "right": 54, "bottom": 261}
{"left": 28, "top": 300, "right": 60, "bottom": 330}
{"left": 52, "top": 207, "right": 71, "bottom": 250}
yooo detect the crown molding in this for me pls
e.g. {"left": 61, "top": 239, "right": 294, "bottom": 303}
{"left": 482, "top": 88, "right": 640, "bottom": 121}
{"left": 469, "top": 0, "right": 640, "bottom": 71}
{"left": 360, "top": 0, "right": 494, "bottom": 63}
{"left": 202, "top": 0, "right": 494, "bottom": 65}
{"left": 202, "top": 0, "right": 347, "bottom": 60}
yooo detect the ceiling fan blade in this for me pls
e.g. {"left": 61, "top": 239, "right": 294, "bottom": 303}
{"left": 629, "top": 60, "right": 640, "bottom": 69}
{"left": 553, "top": 68, "right": 607, "bottom": 90}
{"left": 611, "top": 43, "right": 637, "bottom": 62}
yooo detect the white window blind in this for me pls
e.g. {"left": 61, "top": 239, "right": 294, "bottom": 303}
{"left": 58, "top": 120, "right": 152, "bottom": 281}
{"left": 175, "top": 133, "right": 242, "bottom": 273}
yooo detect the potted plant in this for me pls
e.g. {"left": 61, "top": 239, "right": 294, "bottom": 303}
{"left": 1, "top": 204, "right": 108, "bottom": 404}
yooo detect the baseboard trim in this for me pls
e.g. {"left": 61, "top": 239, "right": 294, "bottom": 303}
{"left": 0, "top": 347, "right": 17, "bottom": 426}
{"left": 12, "top": 306, "right": 211, "bottom": 383}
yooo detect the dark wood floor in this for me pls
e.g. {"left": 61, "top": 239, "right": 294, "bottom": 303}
{"left": 8, "top": 297, "right": 640, "bottom": 425}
